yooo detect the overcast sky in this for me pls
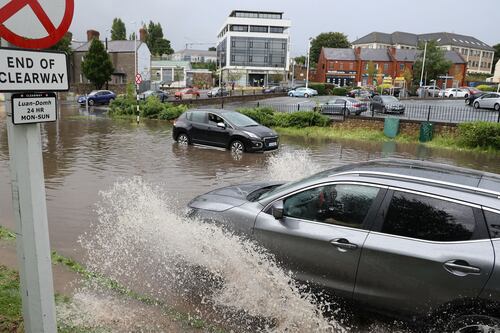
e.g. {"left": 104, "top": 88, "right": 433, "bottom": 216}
{"left": 70, "top": 0, "right": 499, "bottom": 55}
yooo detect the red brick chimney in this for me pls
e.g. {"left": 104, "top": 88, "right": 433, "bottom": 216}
{"left": 354, "top": 47, "right": 361, "bottom": 60}
{"left": 139, "top": 28, "right": 147, "bottom": 42}
{"left": 86, "top": 30, "right": 100, "bottom": 42}
{"left": 389, "top": 47, "right": 396, "bottom": 59}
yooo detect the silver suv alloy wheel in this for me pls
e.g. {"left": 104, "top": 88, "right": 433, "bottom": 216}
{"left": 177, "top": 133, "right": 189, "bottom": 145}
{"left": 230, "top": 140, "right": 244, "bottom": 154}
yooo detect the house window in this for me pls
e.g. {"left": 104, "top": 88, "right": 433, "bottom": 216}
{"left": 339, "top": 63, "right": 344, "bottom": 70}
{"left": 250, "top": 25, "right": 268, "bottom": 33}
{"left": 400, "top": 63, "right": 405, "bottom": 71}
{"left": 270, "top": 26, "right": 284, "bottom": 33}
{"left": 230, "top": 25, "right": 248, "bottom": 32}
{"left": 349, "top": 62, "right": 354, "bottom": 70}
{"left": 384, "top": 63, "right": 389, "bottom": 72}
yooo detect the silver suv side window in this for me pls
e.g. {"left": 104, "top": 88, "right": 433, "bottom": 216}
{"left": 382, "top": 192, "right": 475, "bottom": 242}
{"left": 283, "top": 184, "right": 379, "bottom": 229}
{"left": 484, "top": 210, "right": 500, "bottom": 239}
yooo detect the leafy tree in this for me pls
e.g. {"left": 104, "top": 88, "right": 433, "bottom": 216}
{"left": 310, "top": 32, "right": 350, "bottom": 65}
{"left": 402, "top": 67, "right": 413, "bottom": 87}
{"left": 145, "top": 21, "right": 174, "bottom": 56}
{"left": 367, "top": 61, "right": 378, "bottom": 85}
{"left": 129, "top": 32, "right": 136, "bottom": 41}
{"left": 49, "top": 32, "right": 72, "bottom": 55}
{"left": 294, "top": 56, "right": 306, "bottom": 65}
{"left": 493, "top": 43, "right": 500, "bottom": 73}
{"left": 208, "top": 46, "right": 216, "bottom": 51}
{"left": 412, "top": 40, "right": 452, "bottom": 86}
{"left": 82, "top": 39, "right": 114, "bottom": 89}
{"left": 111, "top": 18, "right": 126, "bottom": 40}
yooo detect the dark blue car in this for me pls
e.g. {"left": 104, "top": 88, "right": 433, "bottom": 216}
{"left": 78, "top": 90, "right": 116, "bottom": 106}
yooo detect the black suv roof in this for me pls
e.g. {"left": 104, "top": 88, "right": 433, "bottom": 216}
{"left": 329, "top": 158, "right": 500, "bottom": 195}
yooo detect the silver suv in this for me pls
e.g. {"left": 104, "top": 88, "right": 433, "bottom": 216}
{"left": 187, "top": 159, "right": 500, "bottom": 332}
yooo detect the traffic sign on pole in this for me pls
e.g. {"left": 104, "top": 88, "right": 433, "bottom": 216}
{"left": 12, "top": 92, "right": 57, "bottom": 124}
{"left": 0, "top": 0, "right": 74, "bottom": 49}
{"left": 135, "top": 73, "right": 143, "bottom": 85}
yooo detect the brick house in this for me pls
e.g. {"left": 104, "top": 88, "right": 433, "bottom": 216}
{"left": 71, "top": 30, "right": 151, "bottom": 87}
{"left": 316, "top": 47, "right": 467, "bottom": 88}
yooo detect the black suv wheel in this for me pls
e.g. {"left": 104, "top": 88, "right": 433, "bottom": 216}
{"left": 446, "top": 315, "right": 500, "bottom": 333}
{"left": 177, "top": 133, "right": 190, "bottom": 145}
{"left": 230, "top": 140, "right": 245, "bottom": 154}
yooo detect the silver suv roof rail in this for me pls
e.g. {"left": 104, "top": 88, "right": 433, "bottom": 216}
{"left": 331, "top": 171, "right": 500, "bottom": 199}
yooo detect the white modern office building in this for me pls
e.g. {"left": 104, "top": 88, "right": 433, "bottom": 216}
{"left": 216, "top": 10, "right": 291, "bottom": 87}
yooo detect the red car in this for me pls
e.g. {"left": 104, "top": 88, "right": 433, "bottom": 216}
{"left": 461, "top": 87, "right": 482, "bottom": 95}
{"left": 174, "top": 88, "right": 200, "bottom": 100}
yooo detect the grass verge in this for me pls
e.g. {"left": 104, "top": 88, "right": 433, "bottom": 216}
{"left": 0, "top": 227, "right": 224, "bottom": 332}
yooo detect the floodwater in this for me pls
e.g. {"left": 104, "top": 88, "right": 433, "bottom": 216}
{"left": 1, "top": 103, "right": 499, "bottom": 332}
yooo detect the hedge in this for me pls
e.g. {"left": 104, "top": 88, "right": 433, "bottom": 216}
{"left": 238, "top": 107, "right": 330, "bottom": 128}
{"left": 109, "top": 96, "right": 188, "bottom": 120}
{"left": 476, "top": 85, "right": 497, "bottom": 92}
{"left": 457, "top": 122, "right": 500, "bottom": 150}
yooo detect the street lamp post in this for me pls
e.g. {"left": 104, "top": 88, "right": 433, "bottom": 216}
{"left": 131, "top": 21, "right": 139, "bottom": 123}
{"left": 419, "top": 41, "right": 428, "bottom": 97}
{"left": 306, "top": 38, "right": 312, "bottom": 89}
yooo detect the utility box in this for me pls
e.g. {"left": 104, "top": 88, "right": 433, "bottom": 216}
{"left": 383, "top": 118, "right": 400, "bottom": 138}
{"left": 419, "top": 122, "right": 434, "bottom": 142}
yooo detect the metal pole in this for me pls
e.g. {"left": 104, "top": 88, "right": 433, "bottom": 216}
{"left": 3, "top": 39, "right": 57, "bottom": 332}
{"left": 134, "top": 23, "right": 139, "bottom": 123}
{"left": 306, "top": 38, "right": 311, "bottom": 89}
{"left": 419, "top": 41, "right": 428, "bottom": 93}
{"left": 291, "top": 59, "right": 295, "bottom": 88}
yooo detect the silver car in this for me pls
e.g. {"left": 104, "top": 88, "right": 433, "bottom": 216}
{"left": 473, "top": 93, "right": 500, "bottom": 111}
{"left": 187, "top": 159, "right": 500, "bottom": 332}
{"left": 320, "top": 97, "right": 368, "bottom": 116}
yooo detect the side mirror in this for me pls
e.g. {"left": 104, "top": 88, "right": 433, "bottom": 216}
{"left": 271, "top": 201, "right": 284, "bottom": 220}
{"left": 217, "top": 122, "right": 226, "bottom": 129}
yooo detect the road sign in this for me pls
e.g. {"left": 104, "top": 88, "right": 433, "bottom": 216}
{"left": 0, "top": 48, "right": 69, "bottom": 92}
{"left": 0, "top": 0, "right": 74, "bottom": 49}
{"left": 12, "top": 92, "right": 57, "bottom": 125}
{"left": 135, "top": 73, "right": 143, "bottom": 85}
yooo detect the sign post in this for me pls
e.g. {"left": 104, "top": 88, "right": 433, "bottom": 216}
{"left": 1, "top": 0, "right": 73, "bottom": 332}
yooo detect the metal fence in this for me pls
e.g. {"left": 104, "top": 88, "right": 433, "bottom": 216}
{"left": 235, "top": 101, "right": 500, "bottom": 124}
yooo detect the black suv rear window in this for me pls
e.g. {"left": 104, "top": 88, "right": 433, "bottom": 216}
{"left": 382, "top": 191, "right": 475, "bottom": 242}
{"left": 484, "top": 210, "right": 500, "bottom": 239}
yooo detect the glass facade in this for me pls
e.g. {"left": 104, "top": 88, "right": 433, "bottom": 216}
{"left": 229, "top": 37, "right": 287, "bottom": 68}
{"left": 217, "top": 38, "right": 227, "bottom": 67}
{"left": 232, "top": 11, "right": 282, "bottom": 19}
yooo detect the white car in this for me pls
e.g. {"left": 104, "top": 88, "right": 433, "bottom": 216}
{"left": 438, "top": 88, "right": 469, "bottom": 98}
{"left": 473, "top": 93, "right": 500, "bottom": 111}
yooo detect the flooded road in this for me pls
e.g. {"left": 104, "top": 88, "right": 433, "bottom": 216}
{"left": 1, "top": 103, "right": 499, "bottom": 256}
{"left": 1, "top": 103, "right": 500, "bottom": 332}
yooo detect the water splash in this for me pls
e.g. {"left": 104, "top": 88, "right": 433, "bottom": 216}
{"left": 266, "top": 149, "right": 323, "bottom": 182}
{"left": 75, "top": 178, "right": 346, "bottom": 332}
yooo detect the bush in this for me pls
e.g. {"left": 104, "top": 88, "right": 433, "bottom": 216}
{"left": 237, "top": 107, "right": 330, "bottom": 128}
{"left": 109, "top": 95, "right": 187, "bottom": 120}
{"left": 331, "top": 87, "right": 348, "bottom": 96}
{"left": 457, "top": 122, "right": 500, "bottom": 150}
{"left": 476, "top": 84, "right": 497, "bottom": 92}
{"left": 109, "top": 95, "right": 137, "bottom": 116}
{"left": 141, "top": 96, "right": 164, "bottom": 118}
{"left": 158, "top": 104, "right": 188, "bottom": 120}
{"left": 308, "top": 83, "right": 327, "bottom": 95}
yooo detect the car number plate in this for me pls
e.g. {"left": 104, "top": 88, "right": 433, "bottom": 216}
{"left": 268, "top": 142, "right": 277, "bottom": 147}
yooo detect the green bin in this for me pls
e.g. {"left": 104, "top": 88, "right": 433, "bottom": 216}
{"left": 383, "top": 118, "right": 400, "bottom": 138}
{"left": 419, "top": 122, "right": 434, "bottom": 142}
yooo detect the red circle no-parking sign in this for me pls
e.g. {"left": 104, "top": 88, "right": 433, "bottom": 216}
{"left": 0, "top": 0, "right": 74, "bottom": 49}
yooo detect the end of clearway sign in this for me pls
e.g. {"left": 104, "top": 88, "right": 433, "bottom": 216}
{"left": 0, "top": 47, "right": 69, "bottom": 92}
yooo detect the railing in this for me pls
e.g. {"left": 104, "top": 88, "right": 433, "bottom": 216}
{"left": 232, "top": 101, "right": 500, "bottom": 124}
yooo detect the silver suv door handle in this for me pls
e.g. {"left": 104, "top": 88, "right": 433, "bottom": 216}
{"left": 330, "top": 238, "right": 358, "bottom": 251}
{"left": 444, "top": 260, "right": 481, "bottom": 276}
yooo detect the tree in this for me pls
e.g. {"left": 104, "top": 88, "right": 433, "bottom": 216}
{"left": 412, "top": 40, "right": 452, "bottom": 86}
{"left": 49, "top": 32, "right": 72, "bottom": 55}
{"left": 402, "top": 67, "right": 413, "bottom": 87}
{"left": 145, "top": 21, "right": 174, "bottom": 56}
{"left": 310, "top": 32, "right": 350, "bottom": 65}
{"left": 208, "top": 46, "right": 216, "bottom": 51}
{"left": 367, "top": 61, "right": 378, "bottom": 85}
{"left": 493, "top": 43, "right": 500, "bottom": 73}
{"left": 129, "top": 32, "right": 136, "bottom": 41}
{"left": 294, "top": 55, "right": 306, "bottom": 65}
{"left": 82, "top": 39, "right": 114, "bottom": 89}
{"left": 111, "top": 18, "right": 126, "bottom": 40}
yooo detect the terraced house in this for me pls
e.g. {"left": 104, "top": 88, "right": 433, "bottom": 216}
{"left": 352, "top": 31, "right": 494, "bottom": 74}
{"left": 315, "top": 47, "right": 466, "bottom": 88}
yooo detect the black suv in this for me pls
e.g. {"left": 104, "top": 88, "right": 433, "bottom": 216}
{"left": 172, "top": 110, "right": 279, "bottom": 153}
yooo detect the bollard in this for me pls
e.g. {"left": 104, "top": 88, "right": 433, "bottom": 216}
{"left": 427, "top": 106, "right": 431, "bottom": 122}
{"left": 497, "top": 111, "right": 500, "bottom": 123}
{"left": 242, "top": 90, "right": 244, "bottom": 96}
{"left": 344, "top": 100, "right": 348, "bottom": 120}
{"left": 297, "top": 103, "right": 300, "bottom": 111}
{"left": 257, "top": 101, "right": 260, "bottom": 108}
{"left": 221, "top": 98, "right": 224, "bottom": 109}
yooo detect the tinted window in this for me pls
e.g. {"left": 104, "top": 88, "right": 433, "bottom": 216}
{"left": 223, "top": 112, "right": 258, "bottom": 127}
{"left": 484, "top": 210, "right": 500, "bottom": 239}
{"left": 191, "top": 112, "right": 207, "bottom": 124}
{"left": 382, "top": 192, "right": 475, "bottom": 242}
{"left": 284, "top": 184, "right": 379, "bottom": 229}
{"left": 208, "top": 113, "right": 225, "bottom": 126}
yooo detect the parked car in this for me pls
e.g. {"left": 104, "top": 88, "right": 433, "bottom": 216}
{"left": 473, "top": 93, "right": 500, "bottom": 111}
{"left": 288, "top": 87, "right": 318, "bottom": 98}
{"left": 262, "top": 86, "right": 285, "bottom": 94}
{"left": 187, "top": 158, "right": 500, "bottom": 332}
{"left": 347, "top": 89, "right": 376, "bottom": 99}
{"left": 77, "top": 90, "right": 116, "bottom": 106}
{"left": 416, "top": 86, "right": 441, "bottom": 97}
{"left": 461, "top": 86, "right": 482, "bottom": 96}
{"left": 174, "top": 88, "right": 200, "bottom": 100}
{"left": 139, "top": 90, "right": 169, "bottom": 102}
{"left": 320, "top": 97, "right": 368, "bottom": 116}
{"left": 465, "top": 92, "right": 487, "bottom": 106}
{"left": 439, "top": 88, "right": 469, "bottom": 98}
{"left": 172, "top": 109, "right": 279, "bottom": 153}
{"left": 207, "top": 87, "right": 229, "bottom": 98}
{"left": 370, "top": 95, "right": 405, "bottom": 114}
